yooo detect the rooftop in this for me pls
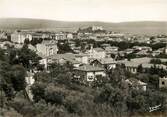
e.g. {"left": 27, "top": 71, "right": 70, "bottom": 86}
{"left": 75, "top": 65, "right": 104, "bottom": 72}
{"left": 41, "top": 40, "right": 57, "bottom": 45}
{"left": 98, "top": 58, "right": 116, "bottom": 64}
{"left": 93, "top": 48, "right": 104, "bottom": 52}
{"left": 125, "top": 78, "right": 147, "bottom": 86}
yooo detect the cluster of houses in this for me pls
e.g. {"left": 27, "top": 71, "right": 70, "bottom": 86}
{"left": 1, "top": 27, "right": 167, "bottom": 91}
{"left": 10, "top": 30, "right": 75, "bottom": 44}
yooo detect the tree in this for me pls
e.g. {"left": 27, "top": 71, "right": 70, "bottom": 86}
{"left": 95, "top": 84, "right": 128, "bottom": 117}
{"left": 0, "top": 48, "right": 6, "bottom": 61}
{"left": 31, "top": 82, "right": 46, "bottom": 102}
{"left": 10, "top": 65, "right": 26, "bottom": 92}
{"left": 108, "top": 67, "right": 127, "bottom": 88}
{"left": 18, "top": 44, "right": 41, "bottom": 69}
{"left": 44, "top": 84, "right": 65, "bottom": 105}
{"left": 150, "top": 59, "right": 161, "bottom": 64}
{"left": 137, "top": 64, "right": 143, "bottom": 73}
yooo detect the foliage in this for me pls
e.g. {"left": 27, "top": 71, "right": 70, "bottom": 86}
{"left": 57, "top": 41, "right": 74, "bottom": 54}
{"left": 150, "top": 58, "right": 162, "bottom": 64}
{"left": 10, "top": 65, "right": 26, "bottom": 92}
{"left": 137, "top": 64, "right": 143, "bottom": 73}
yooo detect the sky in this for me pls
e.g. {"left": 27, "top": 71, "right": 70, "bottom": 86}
{"left": 0, "top": 0, "right": 167, "bottom": 22}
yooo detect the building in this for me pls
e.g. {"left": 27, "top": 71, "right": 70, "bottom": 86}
{"left": 125, "top": 78, "right": 147, "bottom": 91}
{"left": 75, "top": 54, "right": 89, "bottom": 64}
{"left": 85, "top": 46, "right": 106, "bottom": 60}
{"left": 74, "top": 65, "right": 106, "bottom": 83}
{"left": 117, "top": 57, "right": 167, "bottom": 74}
{"left": 91, "top": 58, "right": 116, "bottom": 70}
{"left": 105, "top": 46, "right": 119, "bottom": 57}
{"left": 28, "top": 44, "right": 37, "bottom": 52}
{"left": 11, "top": 31, "right": 32, "bottom": 44}
{"left": 36, "top": 40, "right": 58, "bottom": 57}
{"left": 0, "top": 32, "right": 8, "bottom": 40}
{"left": 55, "top": 32, "right": 67, "bottom": 40}
{"left": 0, "top": 41, "right": 14, "bottom": 49}
{"left": 92, "top": 26, "right": 103, "bottom": 31}
{"left": 31, "top": 33, "right": 43, "bottom": 39}
{"left": 40, "top": 53, "right": 87, "bottom": 69}
{"left": 68, "top": 41, "right": 76, "bottom": 50}
{"left": 164, "top": 45, "right": 167, "bottom": 54}
{"left": 67, "top": 33, "right": 73, "bottom": 39}
{"left": 159, "top": 77, "right": 167, "bottom": 88}
{"left": 133, "top": 46, "right": 152, "bottom": 52}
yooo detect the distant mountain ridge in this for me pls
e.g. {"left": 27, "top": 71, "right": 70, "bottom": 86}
{"left": 0, "top": 18, "right": 167, "bottom": 35}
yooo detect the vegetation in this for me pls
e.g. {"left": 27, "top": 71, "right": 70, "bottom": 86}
{"left": 0, "top": 44, "right": 167, "bottom": 117}
{"left": 150, "top": 59, "right": 162, "bottom": 64}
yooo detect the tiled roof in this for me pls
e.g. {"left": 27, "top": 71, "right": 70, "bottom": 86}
{"left": 98, "top": 58, "right": 116, "bottom": 64}
{"left": 75, "top": 65, "right": 104, "bottom": 72}
{"left": 118, "top": 59, "right": 167, "bottom": 70}
{"left": 41, "top": 40, "right": 57, "bottom": 45}
{"left": 46, "top": 53, "right": 75, "bottom": 60}
{"left": 93, "top": 48, "right": 104, "bottom": 52}
{"left": 46, "top": 53, "right": 81, "bottom": 64}
{"left": 125, "top": 78, "right": 147, "bottom": 86}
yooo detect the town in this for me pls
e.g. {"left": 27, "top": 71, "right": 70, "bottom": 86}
{"left": 0, "top": 25, "right": 167, "bottom": 117}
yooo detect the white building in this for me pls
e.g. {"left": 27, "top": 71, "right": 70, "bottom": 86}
{"left": 159, "top": 77, "right": 167, "bottom": 88}
{"left": 36, "top": 40, "right": 58, "bottom": 57}
{"left": 85, "top": 46, "right": 106, "bottom": 60}
{"left": 74, "top": 65, "right": 106, "bottom": 82}
{"left": 92, "top": 26, "right": 103, "bottom": 31}
{"left": 11, "top": 31, "right": 32, "bottom": 44}
{"left": 125, "top": 78, "right": 147, "bottom": 91}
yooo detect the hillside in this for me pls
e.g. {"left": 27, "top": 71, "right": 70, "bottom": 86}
{"left": 0, "top": 18, "right": 167, "bottom": 35}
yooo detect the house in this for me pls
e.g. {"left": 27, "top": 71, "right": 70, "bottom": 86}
{"left": 75, "top": 54, "right": 89, "bottom": 64}
{"left": 152, "top": 49, "right": 162, "bottom": 57}
{"left": 40, "top": 53, "right": 82, "bottom": 69}
{"left": 74, "top": 65, "right": 106, "bottom": 83}
{"left": 85, "top": 46, "right": 106, "bottom": 60}
{"left": 0, "top": 41, "right": 14, "bottom": 49}
{"left": 91, "top": 58, "right": 116, "bottom": 70}
{"left": 36, "top": 40, "right": 58, "bottom": 57}
{"left": 14, "top": 43, "right": 24, "bottom": 49}
{"left": 159, "top": 77, "right": 167, "bottom": 88}
{"left": 0, "top": 32, "right": 8, "bottom": 40}
{"left": 133, "top": 46, "right": 152, "bottom": 52}
{"left": 105, "top": 46, "right": 119, "bottom": 57}
{"left": 11, "top": 31, "right": 32, "bottom": 44}
{"left": 135, "top": 50, "right": 150, "bottom": 56}
{"left": 125, "top": 78, "right": 147, "bottom": 91}
{"left": 55, "top": 32, "right": 67, "bottom": 40}
{"left": 67, "top": 33, "right": 73, "bottom": 39}
{"left": 31, "top": 33, "right": 43, "bottom": 39}
{"left": 164, "top": 45, "right": 167, "bottom": 54}
{"left": 117, "top": 57, "right": 167, "bottom": 74}
{"left": 101, "top": 44, "right": 111, "bottom": 49}
{"left": 72, "top": 46, "right": 82, "bottom": 54}
{"left": 124, "top": 49, "right": 134, "bottom": 54}
{"left": 68, "top": 41, "right": 76, "bottom": 50}
{"left": 28, "top": 44, "right": 37, "bottom": 52}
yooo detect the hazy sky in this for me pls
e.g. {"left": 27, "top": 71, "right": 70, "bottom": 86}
{"left": 0, "top": 0, "right": 166, "bottom": 22}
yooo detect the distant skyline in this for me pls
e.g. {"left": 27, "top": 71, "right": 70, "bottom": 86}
{"left": 0, "top": 0, "right": 167, "bottom": 22}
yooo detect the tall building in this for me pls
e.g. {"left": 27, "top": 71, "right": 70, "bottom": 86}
{"left": 36, "top": 40, "right": 58, "bottom": 57}
{"left": 11, "top": 31, "right": 32, "bottom": 44}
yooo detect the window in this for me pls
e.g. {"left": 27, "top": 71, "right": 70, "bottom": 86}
{"left": 87, "top": 76, "right": 94, "bottom": 81}
{"left": 49, "top": 48, "right": 54, "bottom": 55}
{"left": 162, "top": 81, "right": 165, "bottom": 85}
